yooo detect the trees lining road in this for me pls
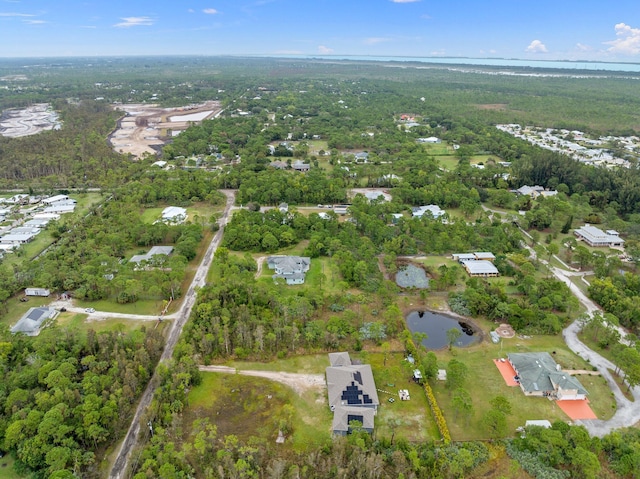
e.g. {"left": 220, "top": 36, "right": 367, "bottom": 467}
{"left": 108, "top": 190, "right": 236, "bottom": 479}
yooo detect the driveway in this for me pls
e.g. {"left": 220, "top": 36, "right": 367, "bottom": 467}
{"left": 524, "top": 246, "right": 640, "bottom": 435}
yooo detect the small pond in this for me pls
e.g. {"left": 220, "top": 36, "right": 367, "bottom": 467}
{"left": 405, "top": 310, "right": 480, "bottom": 349}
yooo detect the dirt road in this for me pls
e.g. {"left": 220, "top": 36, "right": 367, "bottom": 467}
{"left": 108, "top": 190, "right": 236, "bottom": 479}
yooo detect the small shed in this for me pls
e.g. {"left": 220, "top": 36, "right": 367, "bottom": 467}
{"left": 413, "top": 369, "right": 423, "bottom": 384}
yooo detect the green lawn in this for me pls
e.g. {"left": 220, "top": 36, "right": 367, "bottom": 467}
{"left": 54, "top": 312, "right": 163, "bottom": 336}
{"left": 74, "top": 298, "right": 164, "bottom": 316}
{"left": 429, "top": 333, "right": 616, "bottom": 441}
{"left": 0, "top": 455, "right": 22, "bottom": 479}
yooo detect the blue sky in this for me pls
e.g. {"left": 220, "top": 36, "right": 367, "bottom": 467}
{"left": 1, "top": 0, "right": 640, "bottom": 61}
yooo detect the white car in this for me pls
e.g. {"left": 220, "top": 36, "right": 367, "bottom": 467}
{"left": 85, "top": 308, "right": 95, "bottom": 313}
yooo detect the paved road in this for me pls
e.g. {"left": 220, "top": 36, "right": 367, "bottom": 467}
{"left": 108, "top": 190, "right": 236, "bottom": 479}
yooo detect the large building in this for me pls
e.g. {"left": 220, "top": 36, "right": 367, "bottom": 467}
{"left": 574, "top": 225, "right": 625, "bottom": 248}
{"left": 453, "top": 252, "right": 499, "bottom": 277}
{"left": 325, "top": 352, "right": 379, "bottom": 436}
{"left": 508, "top": 352, "right": 588, "bottom": 400}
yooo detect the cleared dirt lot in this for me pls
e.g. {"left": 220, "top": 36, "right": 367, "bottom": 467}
{"left": 0, "top": 103, "right": 61, "bottom": 138}
{"left": 109, "top": 101, "right": 222, "bottom": 158}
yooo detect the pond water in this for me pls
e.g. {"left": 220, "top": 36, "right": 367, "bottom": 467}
{"left": 405, "top": 310, "right": 479, "bottom": 349}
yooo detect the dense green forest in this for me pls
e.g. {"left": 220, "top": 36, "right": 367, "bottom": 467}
{"left": 1, "top": 57, "right": 640, "bottom": 478}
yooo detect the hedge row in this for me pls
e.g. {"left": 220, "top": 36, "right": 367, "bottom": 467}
{"left": 423, "top": 381, "right": 451, "bottom": 444}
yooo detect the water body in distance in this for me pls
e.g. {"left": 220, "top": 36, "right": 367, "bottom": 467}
{"left": 269, "top": 54, "right": 640, "bottom": 73}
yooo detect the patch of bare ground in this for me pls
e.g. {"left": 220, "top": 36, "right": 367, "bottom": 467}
{"left": 474, "top": 103, "right": 508, "bottom": 110}
{"left": 109, "top": 101, "right": 222, "bottom": 158}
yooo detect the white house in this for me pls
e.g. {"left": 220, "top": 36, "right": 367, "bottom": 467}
{"left": 0, "top": 233, "right": 37, "bottom": 244}
{"left": 42, "top": 203, "right": 76, "bottom": 214}
{"left": 574, "top": 225, "right": 624, "bottom": 248}
{"left": 412, "top": 205, "right": 445, "bottom": 219}
{"left": 42, "top": 194, "right": 69, "bottom": 204}
{"left": 161, "top": 206, "right": 187, "bottom": 224}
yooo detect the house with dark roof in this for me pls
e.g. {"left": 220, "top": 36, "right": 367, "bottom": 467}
{"left": 11, "top": 307, "right": 57, "bottom": 336}
{"left": 292, "top": 160, "right": 310, "bottom": 172}
{"left": 326, "top": 352, "right": 379, "bottom": 435}
{"left": 267, "top": 256, "right": 311, "bottom": 284}
{"left": 508, "top": 352, "right": 588, "bottom": 400}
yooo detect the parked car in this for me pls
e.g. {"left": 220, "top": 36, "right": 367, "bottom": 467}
{"left": 85, "top": 308, "right": 95, "bottom": 313}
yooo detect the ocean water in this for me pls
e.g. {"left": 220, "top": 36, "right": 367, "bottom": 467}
{"left": 276, "top": 54, "right": 640, "bottom": 73}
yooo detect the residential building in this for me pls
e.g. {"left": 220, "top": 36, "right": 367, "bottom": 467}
{"left": 24, "top": 218, "right": 51, "bottom": 228}
{"left": 574, "top": 224, "right": 625, "bottom": 247}
{"left": 417, "top": 137, "right": 441, "bottom": 143}
{"left": 161, "top": 206, "right": 187, "bottom": 224}
{"left": 412, "top": 205, "right": 445, "bottom": 219}
{"left": 25, "top": 288, "right": 50, "bottom": 297}
{"left": 129, "top": 246, "right": 174, "bottom": 265}
{"left": 42, "top": 203, "right": 76, "bottom": 214}
{"left": 291, "top": 160, "right": 310, "bottom": 172}
{"left": 267, "top": 255, "right": 311, "bottom": 285}
{"left": 42, "top": 194, "right": 69, "bottom": 204}
{"left": 11, "top": 307, "right": 57, "bottom": 336}
{"left": 326, "top": 352, "right": 379, "bottom": 435}
{"left": 508, "top": 352, "right": 588, "bottom": 400}
{"left": 461, "top": 260, "right": 499, "bottom": 277}
{"left": 514, "top": 185, "right": 558, "bottom": 198}
{"left": 0, "top": 232, "right": 37, "bottom": 244}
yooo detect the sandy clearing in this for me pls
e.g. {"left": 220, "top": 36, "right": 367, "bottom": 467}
{"left": 109, "top": 101, "right": 222, "bottom": 158}
{"left": 198, "top": 365, "right": 326, "bottom": 396}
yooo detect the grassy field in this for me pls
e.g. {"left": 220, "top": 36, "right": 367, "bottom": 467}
{"left": 54, "top": 312, "right": 162, "bottom": 335}
{"left": 0, "top": 455, "right": 21, "bottom": 479}
{"left": 74, "top": 298, "right": 164, "bottom": 316}
{"left": 187, "top": 371, "right": 332, "bottom": 451}
{"left": 430, "top": 333, "right": 616, "bottom": 441}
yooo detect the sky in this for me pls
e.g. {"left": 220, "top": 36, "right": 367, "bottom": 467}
{"left": 1, "top": 0, "right": 640, "bottom": 62}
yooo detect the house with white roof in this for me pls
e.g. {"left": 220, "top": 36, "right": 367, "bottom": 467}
{"left": 161, "top": 206, "right": 187, "bottom": 224}
{"left": 42, "top": 194, "right": 69, "bottom": 204}
{"left": 130, "top": 246, "right": 174, "bottom": 265}
{"left": 42, "top": 203, "right": 76, "bottom": 214}
{"left": 412, "top": 205, "right": 446, "bottom": 219}
{"left": 0, "top": 232, "right": 37, "bottom": 245}
{"left": 574, "top": 225, "right": 624, "bottom": 248}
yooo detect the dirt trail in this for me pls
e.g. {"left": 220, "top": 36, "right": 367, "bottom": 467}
{"left": 198, "top": 365, "right": 326, "bottom": 396}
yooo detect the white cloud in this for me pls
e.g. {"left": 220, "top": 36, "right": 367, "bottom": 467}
{"left": 274, "top": 50, "right": 303, "bottom": 55}
{"left": 113, "top": 16, "right": 153, "bottom": 28}
{"left": 0, "top": 12, "right": 34, "bottom": 17}
{"left": 390, "top": 0, "right": 421, "bottom": 3}
{"left": 203, "top": 8, "right": 219, "bottom": 15}
{"left": 420, "top": 14, "right": 431, "bottom": 20}
{"left": 318, "top": 45, "right": 334, "bottom": 54}
{"left": 575, "top": 43, "right": 591, "bottom": 52}
{"left": 187, "top": 9, "right": 195, "bottom": 13}
{"left": 23, "top": 19, "right": 45, "bottom": 24}
{"left": 526, "top": 39, "right": 548, "bottom": 53}
{"left": 605, "top": 23, "right": 640, "bottom": 55}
